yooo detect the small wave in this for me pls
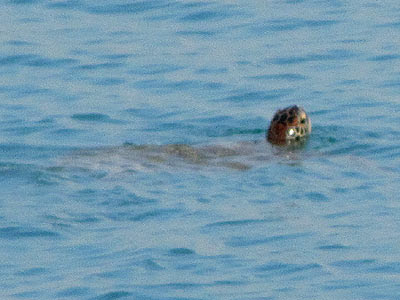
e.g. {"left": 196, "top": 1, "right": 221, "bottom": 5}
{"left": 268, "top": 49, "right": 355, "bottom": 65}
{"left": 129, "top": 64, "right": 183, "bottom": 75}
{"left": 317, "top": 244, "right": 351, "bottom": 250}
{"left": 71, "top": 113, "right": 123, "bottom": 123}
{"left": 86, "top": 1, "right": 170, "bottom": 15}
{"left": 168, "top": 248, "right": 195, "bottom": 256}
{"left": 0, "top": 54, "right": 78, "bottom": 68}
{"left": 251, "top": 18, "right": 339, "bottom": 33}
{"left": 204, "top": 218, "right": 281, "bottom": 229}
{"left": 180, "top": 10, "right": 238, "bottom": 22}
{"left": 90, "top": 291, "right": 132, "bottom": 300}
{"left": 75, "top": 62, "right": 123, "bottom": 70}
{"left": 56, "top": 287, "right": 90, "bottom": 298}
{"left": 219, "top": 89, "right": 293, "bottom": 103}
{"left": 254, "top": 262, "right": 323, "bottom": 276}
{"left": 247, "top": 73, "right": 307, "bottom": 81}
{"left": 0, "top": 162, "right": 61, "bottom": 185}
{"left": 226, "top": 232, "right": 311, "bottom": 247}
{"left": 368, "top": 54, "right": 400, "bottom": 61}
{"left": 331, "top": 259, "right": 376, "bottom": 268}
{"left": 177, "top": 30, "right": 217, "bottom": 37}
{"left": 0, "top": 226, "right": 59, "bottom": 239}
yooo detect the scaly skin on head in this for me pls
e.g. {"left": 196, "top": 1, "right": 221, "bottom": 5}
{"left": 267, "top": 105, "right": 311, "bottom": 146}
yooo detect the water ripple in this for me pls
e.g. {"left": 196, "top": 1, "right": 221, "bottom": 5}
{"left": 370, "top": 262, "right": 400, "bottom": 274}
{"left": 247, "top": 73, "right": 307, "bottom": 81}
{"left": 0, "top": 226, "right": 59, "bottom": 239}
{"left": 16, "top": 267, "right": 47, "bottom": 276}
{"left": 268, "top": 49, "right": 355, "bottom": 65}
{"left": 180, "top": 10, "right": 238, "bottom": 22}
{"left": 177, "top": 30, "right": 217, "bottom": 37}
{"left": 168, "top": 248, "right": 195, "bottom": 256}
{"left": 254, "top": 262, "right": 323, "bottom": 276}
{"left": 90, "top": 291, "right": 132, "bottom": 300}
{"left": 226, "top": 233, "right": 310, "bottom": 247}
{"left": 0, "top": 162, "right": 60, "bottom": 185}
{"left": 0, "top": 54, "right": 78, "bottom": 68}
{"left": 47, "top": 0, "right": 82, "bottom": 9}
{"left": 219, "top": 89, "right": 293, "bottom": 103}
{"left": 204, "top": 218, "right": 282, "bottom": 229}
{"left": 133, "top": 79, "right": 222, "bottom": 94}
{"left": 252, "top": 18, "right": 339, "bottom": 33}
{"left": 130, "top": 208, "right": 182, "bottom": 222}
{"left": 129, "top": 64, "right": 183, "bottom": 75}
{"left": 90, "top": 77, "right": 126, "bottom": 86}
{"left": 6, "top": 40, "right": 35, "bottom": 46}
{"left": 76, "top": 62, "right": 123, "bottom": 70}
{"left": 86, "top": 1, "right": 171, "bottom": 15}
{"left": 0, "top": 54, "right": 38, "bottom": 65}
{"left": 71, "top": 113, "right": 123, "bottom": 123}
{"left": 331, "top": 259, "right": 376, "bottom": 268}
{"left": 322, "top": 280, "right": 370, "bottom": 291}
{"left": 56, "top": 287, "right": 90, "bottom": 298}
{"left": 368, "top": 54, "right": 400, "bottom": 61}
{"left": 317, "top": 244, "right": 351, "bottom": 251}
{"left": 8, "top": 0, "right": 40, "bottom": 4}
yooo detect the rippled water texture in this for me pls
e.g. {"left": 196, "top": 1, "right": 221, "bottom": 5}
{"left": 1, "top": 1, "right": 400, "bottom": 299}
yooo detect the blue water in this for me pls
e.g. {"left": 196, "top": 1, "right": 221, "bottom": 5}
{"left": 1, "top": 1, "right": 400, "bottom": 299}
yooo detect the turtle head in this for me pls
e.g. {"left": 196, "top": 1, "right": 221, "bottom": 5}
{"left": 267, "top": 105, "right": 311, "bottom": 146}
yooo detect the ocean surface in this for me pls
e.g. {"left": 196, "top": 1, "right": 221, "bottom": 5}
{"left": 1, "top": 1, "right": 400, "bottom": 299}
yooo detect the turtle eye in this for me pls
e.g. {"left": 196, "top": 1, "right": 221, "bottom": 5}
{"left": 300, "top": 118, "right": 306, "bottom": 124}
{"left": 287, "top": 128, "right": 296, "bottom": 137}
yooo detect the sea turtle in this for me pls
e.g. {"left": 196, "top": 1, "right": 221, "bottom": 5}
{"left": 62, "top": 105, "right": 311, "bottom": 172}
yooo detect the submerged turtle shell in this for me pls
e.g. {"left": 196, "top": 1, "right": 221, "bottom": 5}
{"left": 61, "top": 105, "right": 312, "bottom": 173}
{"left": 267, "top": 105, "right": 311, "bottom": 146}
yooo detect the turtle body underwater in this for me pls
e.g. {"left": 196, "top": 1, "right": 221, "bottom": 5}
{"left": 62, "top": 105, "right": 311, "bottom": 172}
